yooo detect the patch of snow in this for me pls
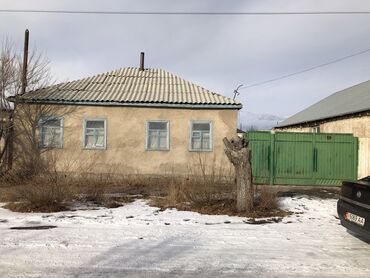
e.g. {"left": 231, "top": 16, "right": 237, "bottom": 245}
{"left": 0, "top": 197, "right": 369, "bottom": 277}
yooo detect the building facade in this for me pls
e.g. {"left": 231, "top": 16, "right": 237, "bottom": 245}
{"left": 14, "top": 67, "right": 241, "bottom": 177}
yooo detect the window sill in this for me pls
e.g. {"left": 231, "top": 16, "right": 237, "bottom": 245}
{"left": 145, "top": 148, "right": 170, "bottom": 152}
{"left": 83, "top": 147, "right": 106, "bottom": 150}
{"left": 188, "top": 149, "right": 213, "bottom": 152}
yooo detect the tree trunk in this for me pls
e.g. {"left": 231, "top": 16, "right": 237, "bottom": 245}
{"left": 223, "top": 137, "right": 254, "bottom": 212}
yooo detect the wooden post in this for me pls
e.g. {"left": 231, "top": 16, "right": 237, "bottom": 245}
{"left": 223, "top": 137, "right": 254, "bottom": 212}
{"left": 21, "top": 29, "right": 29, "bottom": 95}
{"left": 7, "top": 29, "right": 29, "bottom": 170}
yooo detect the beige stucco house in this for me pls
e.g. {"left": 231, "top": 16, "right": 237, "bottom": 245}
{"left": 275, "top": 80, "right": 370, "bottom": 178}
{"left": 15, "top": 67, "right": 242, "bottom": 177}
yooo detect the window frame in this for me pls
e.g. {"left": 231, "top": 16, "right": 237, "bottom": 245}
{"left": 189, "top": 120, "right": 213, "bottom": 152}
{"left": 82, "top": 118, "right": 107, "bottom": 150}
{"left": 145, "top": 120, "right": 170, "bottom": 151}
{"left": 38, "top": 116, "right": 64, "bottom": 149}
{"left": 312, "top": 126, "right": 320, "bottom": 133}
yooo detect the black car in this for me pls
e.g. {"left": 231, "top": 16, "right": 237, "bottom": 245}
{"left": 337, "top": 176, "right": 370, "bottom": 240}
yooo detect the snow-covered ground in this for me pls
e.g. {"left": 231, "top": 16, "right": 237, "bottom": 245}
{"left": 0, "top": 196, "right": 369, "bottom": 277}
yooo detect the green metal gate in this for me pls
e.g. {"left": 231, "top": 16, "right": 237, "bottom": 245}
{"left": 246, "top": 131, "right": 358, "bottom": 186}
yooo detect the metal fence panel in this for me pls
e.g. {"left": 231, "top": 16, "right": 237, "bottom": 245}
{"left": 246, "top": 131, "right": 358, "bottom": 186}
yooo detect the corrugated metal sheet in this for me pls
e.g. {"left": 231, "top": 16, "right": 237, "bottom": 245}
{"left": 277, "top": 80, "right": 370, "bottom": 127}
{"left": 20, "top": 67, "right": 241, "bottom": 108}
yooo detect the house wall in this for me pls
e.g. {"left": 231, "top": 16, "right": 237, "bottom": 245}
{"left": 276, "top": 115, "right": 370, "bottom": 179}
{"left": 17, "top": 104, "right": 238, "bottom": 177}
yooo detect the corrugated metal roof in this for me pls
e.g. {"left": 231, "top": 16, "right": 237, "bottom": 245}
{"left": 19, "top": 67, "right": 241, "bottom": 109}
{"left": 277, "top": 80, "right": 370, "bottom": 127}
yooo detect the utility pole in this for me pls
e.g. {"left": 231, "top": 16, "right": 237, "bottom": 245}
{"left": 7, "top": 29, "right": 29, "bottom": 170}
{"left": 21, "top": 29, "right": 29, "bottom": 94}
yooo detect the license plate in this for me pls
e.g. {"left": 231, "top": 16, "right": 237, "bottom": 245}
{"left": 345, "top": 212, "right": 365, "bottom": 227}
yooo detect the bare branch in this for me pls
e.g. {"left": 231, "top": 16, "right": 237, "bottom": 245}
{"left": 0, "top": 36, "right": 54, "bottom": 171}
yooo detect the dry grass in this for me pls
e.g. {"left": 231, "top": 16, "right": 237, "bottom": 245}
{"left": 2, "top": 179, "right": 72, "bottom": 212}
{"left": 1, "top": 156, "right": 287, "bottom": 218}
{"left": 255, "top": 186, "right": 279, "bottom": 211}
{"left": 151, "top": 179, "right": 290, "bottom": 218}
{"left": 0, "top": 174, "right": 137, "bottom": 212}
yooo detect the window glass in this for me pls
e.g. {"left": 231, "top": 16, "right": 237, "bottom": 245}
{"left": 39, "top": 117, "right": 63, "bottom": 148}
{"left": 147, "top": 121, "right": 169, "bottom": 150}
{"left": 190, "top": 122, "right": 211, "bottom": 151}
{"left": 43, "top": 118, "right": 61, "bottom": 127}
{"left": 193, "top": 123, "right": 210, "bottom": 131}
{"left": 86, "top": 120, "right": 104, "bottom": 129}
{"left": 149, "top": 122, "right": 167, "bottom": 130}
{"left": 84, "top": 119, "right": 106, "bottom": 149}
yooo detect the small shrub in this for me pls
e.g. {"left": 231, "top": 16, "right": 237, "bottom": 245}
{"left": 151, "top": 175, "right": 233, "bottom": 210}
{"left": 0, "top": 187, "right": 14, "bottom": 202}
{"left": 4, "top": 179, "right": 72, "bottom": 212}
{"left": 166, "top": 182, "right": 186, "bottom": 205}
{"left": 81, "top": 183, "right": 106, "bottom": 204}
{"left": 255, "top": 186, "right": 279, "bottom": 211}
{"left": 151, "top": 177, "right": 289, "bottom": 218}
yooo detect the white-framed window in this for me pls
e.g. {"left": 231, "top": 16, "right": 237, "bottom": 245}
{"left": 146, "top": 120, "right": 169, "bottom": 151}
{"left": 189, "top": 121, "right": 212, "bottom": 151}
{"left": 312, "top": 126, "right": 320, "bottom": 133}
{"left": 83, "top": 118, "right": 106, "bottom": 149}
{"left": 38, "top": 116, "right": 63, "bottom": 148}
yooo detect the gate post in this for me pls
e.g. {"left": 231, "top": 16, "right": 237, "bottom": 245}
{"left": 353, "top": 137, "right": 359, "bottom": 180}
{"left": 269, "top": 131, "right": 275, "bottom": 185}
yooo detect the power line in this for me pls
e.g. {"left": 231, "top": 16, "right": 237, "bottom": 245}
{"left": 3, "top": 8, "right": 370, "bottom": 89}
{"left": 1, "top": 9, "right": 370, "bottom": 16}
{"left": 241, "top": 47, "right": 370, "bottom": 90}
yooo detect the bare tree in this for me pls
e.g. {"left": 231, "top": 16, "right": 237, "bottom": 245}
{"left": 0, "top": 35, "right": 52, "bottom": 173}
{"left": 0, "top": 38, "right": 17, "bottom": 170}
{"left": 0, "top": 39, "right": 16, "bottom": 109}
{"left": 223, "top": 137, "right": 254, "bottom": 212}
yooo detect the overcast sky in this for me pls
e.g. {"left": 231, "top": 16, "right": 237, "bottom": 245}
{"left": 1, "top": 0, "right": 370, "bottom": 119}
